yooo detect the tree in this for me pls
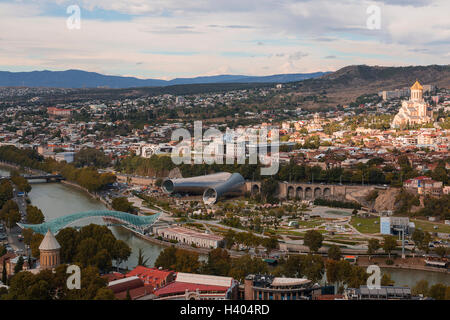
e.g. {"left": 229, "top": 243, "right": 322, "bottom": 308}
{"left": 30, "top": 233, "right": 45, "bottom": 257}
{"left": 65, "top": 266, "right": 111, "bottom": 300}
{"left": 0, "top": 180, "right": 13, "bottom": 209}
{"left": 325, "top": 259, "right": 365, "bottom": 291}
{"left": 304, "top": 230, "right": 323, "bottom": 253}
{"left": 94, "top": 288, "right": 115, "bottom": 300}
{"left": 204, "top": 248, "right": 231, "bottom": 276}
{"left": 434, "top": 246, "right": 448, "bottom": 259}
{"left": 381, "top": 273, "right": 395, "bottom": 286}
{"left": 13, "top": 256, "right": 24, "bottom": 274}
{"left": 0, "top": 200, "right": 21, "bottom": 229}
{"left": 412, "top": 279, "right": 429, "bottom": 297}
{"left": 302, "top": 254, "right": 325, "bottom": 283}
{"left": 228, "top": 255, "right": 268, "bottom": 282}
{"left": 175, "top": 250, "right": 199, "bottom": 273}
{"left": 2, "top": 259, "right": 7, "bottom": 284}
{"left": 10, "top": 175, "right": 31, "bottom": 193}
{"left": 154, "top": 246, "right": 177, "bottom": 270}
{"left": 328, "top": 245, "right": 342, "bottom": 261}
{"left": 54, "top": 225, "right": 130, "bottom": 271}
{"left": 136, "top": 248, "right": 149, "bottom": 267}
{"left": 428, "top": 284, "right": 447, "bottom": 300}
{"left": 22, "top": 228, "right": 34, "bottom": 246}
{"left": 74, "top": 147, "right": 110, "bottom": 168}
{"left": 262, "top": 236, "right": 278, "bottom": 253}
{"left": 113, "top": 240, "right": 131, "bottom": 269}
{"left": 367, "top": 238, "right": 380, "bottom": 258}
{"left": 26, "top": 205, "right": 45, "bottom": 224}
{"left": 382, "top": 235, "right": 397, "bottom": 258}
{"left": 111, "top": 197, "right": 135, "bottom": 213}
{"left": 224, "top": 229, "right": 236, "bottom": 249}
{"left": 421, "top": 232, "right": 432, "bottom": 254}
{"left": 0, "top": 286, "right": 7, "bottom": 298}
{"left": 56, "top": 228, "right": 80, "bottom": 263}
{"left": 260, "top": 178, "right": 278, "bottom": 203}
{"left": 412, "top": 229, "right": 425, "bottom": 252}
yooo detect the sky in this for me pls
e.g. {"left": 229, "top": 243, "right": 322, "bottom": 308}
{"left": 0, "top": 0, "right": 449, "bottom": 79}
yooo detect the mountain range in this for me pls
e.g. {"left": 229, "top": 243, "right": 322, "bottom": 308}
{"left": 0, "top": 70, "right": 329, "bottom": 89}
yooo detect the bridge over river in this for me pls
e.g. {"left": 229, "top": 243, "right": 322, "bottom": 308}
{"left": 0, "top": 173, "right": 64, "bottom": 183}
{"left": 18, "top": 210, "right": 161, "bottom": 234}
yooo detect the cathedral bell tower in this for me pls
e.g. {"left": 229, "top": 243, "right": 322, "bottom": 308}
{"left": 410, "top": 80, "right": 423, "bottom": 102}
{"left": 39, "top": 229, "right": 61, "bottom": 270}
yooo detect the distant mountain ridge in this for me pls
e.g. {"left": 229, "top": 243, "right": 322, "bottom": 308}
{"left": 0, "top": 69, "right": 330, "bottom": 89}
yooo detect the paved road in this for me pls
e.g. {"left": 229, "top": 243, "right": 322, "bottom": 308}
{"left": 4, "top": 184, "right": 27, "bottom": 253}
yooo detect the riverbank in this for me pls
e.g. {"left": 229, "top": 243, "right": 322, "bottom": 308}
{"left": 357, "top": 256, "right": 450, "bottom": 274}
{"left": 121, "top": 225, "right": 248, "bottom": 258}
{"left": 60, "top": 180, "right": 113, "bottom": 210}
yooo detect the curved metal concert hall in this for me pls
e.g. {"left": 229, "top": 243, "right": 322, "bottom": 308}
{"left": 162, "top": 172, "right": 245, "bottom": 205}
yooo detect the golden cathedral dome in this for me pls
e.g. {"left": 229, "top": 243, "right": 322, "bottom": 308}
{"left": 411, "top": 80, "right": 423, "bottom": 91}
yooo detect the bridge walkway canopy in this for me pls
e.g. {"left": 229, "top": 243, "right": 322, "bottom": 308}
{"left": 18, "top": 210, "right": 161, "bottom": 234}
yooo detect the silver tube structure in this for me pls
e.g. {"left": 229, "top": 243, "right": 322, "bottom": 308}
{"left": 202, "top": 173, "right": 245, "bottom": 205}
{"left": 162, "top": 172, "right": 245, "bottom": 205}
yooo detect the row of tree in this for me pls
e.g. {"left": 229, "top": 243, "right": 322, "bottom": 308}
{"left": 0, "top": 146, "right": 116, "bottom": 192}
{"left": 22, "top": 224, "right": 131, "bottom": 272}
{"left": 0, "top": 265, "right": 114, "bottom": 300}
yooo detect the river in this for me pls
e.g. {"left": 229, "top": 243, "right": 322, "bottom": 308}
{"left": 1, "top": 167, "right": 449, "bottom": 286}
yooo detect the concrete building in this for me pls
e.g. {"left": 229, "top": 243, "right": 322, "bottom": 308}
{"left": 381, "top": 88, "right": 410, "bottom": 101}
{"left": 154, "top": 272, "right": 238, "bottom": 300}
{"left": 345, "top": 286, "right": 412, "bottom": 300}
{"left": 47, "top": 107, "right": 72, "bottom": 117}
{"left": 404, "top": 176, "right": 443, "bottom": 197}
{"left": 241, "top": 274, "right": 321, "bottom": 300}
{"left": 380, "top": 217, "right": 414, "bottom": 235}
{"left": 155, "top": 226, "right": 224, "bottom": 249}
{"left": 54, "top": 152, "right": 75, "bottom": 163}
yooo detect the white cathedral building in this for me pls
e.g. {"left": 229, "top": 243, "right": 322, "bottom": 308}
{"left": 391, "top": 81, "right": 433, "bottom": 128}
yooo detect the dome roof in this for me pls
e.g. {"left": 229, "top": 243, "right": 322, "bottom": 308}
{"left": 411, "top": 80, "right": 423, "bottom": 91}
{"left": 39, "top": 229, "right": 61, "bottom": 251}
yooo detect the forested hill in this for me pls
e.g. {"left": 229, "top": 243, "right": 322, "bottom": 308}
{"left": 0, "top": 69, "right": 328, "bottom": 89}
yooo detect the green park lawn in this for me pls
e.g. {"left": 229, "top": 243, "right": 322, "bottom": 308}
{"left": 411, "top": 219, "right": 450, "bottom": 234}
{"left": 350, "top": 216, "right": 380, "bottom": 234}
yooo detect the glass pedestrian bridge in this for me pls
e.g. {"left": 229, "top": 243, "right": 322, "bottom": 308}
{"left": 18, "top": 210, "right": 161, "bottom": 234}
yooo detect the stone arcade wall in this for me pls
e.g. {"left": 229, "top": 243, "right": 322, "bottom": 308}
{"left": 245, "top": 181, "right": 375, "bottom": 202}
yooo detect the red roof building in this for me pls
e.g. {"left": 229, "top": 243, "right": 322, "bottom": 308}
{"left": 108, "top": 276, "right": 153, "bottom": 300}
{"left": 154, "top": 272, "right": 238, "bottom": 300}
{"left": 126, "top": 266, "right": 175, "bottom": 290}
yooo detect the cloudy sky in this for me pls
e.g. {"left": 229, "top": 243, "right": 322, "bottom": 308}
{"left": 0, "top": 0, "right": 449, "bottom": 79}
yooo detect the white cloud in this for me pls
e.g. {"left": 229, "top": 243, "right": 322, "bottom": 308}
{"left": 0, "top": 0, "right": 448, "bottom": 78}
